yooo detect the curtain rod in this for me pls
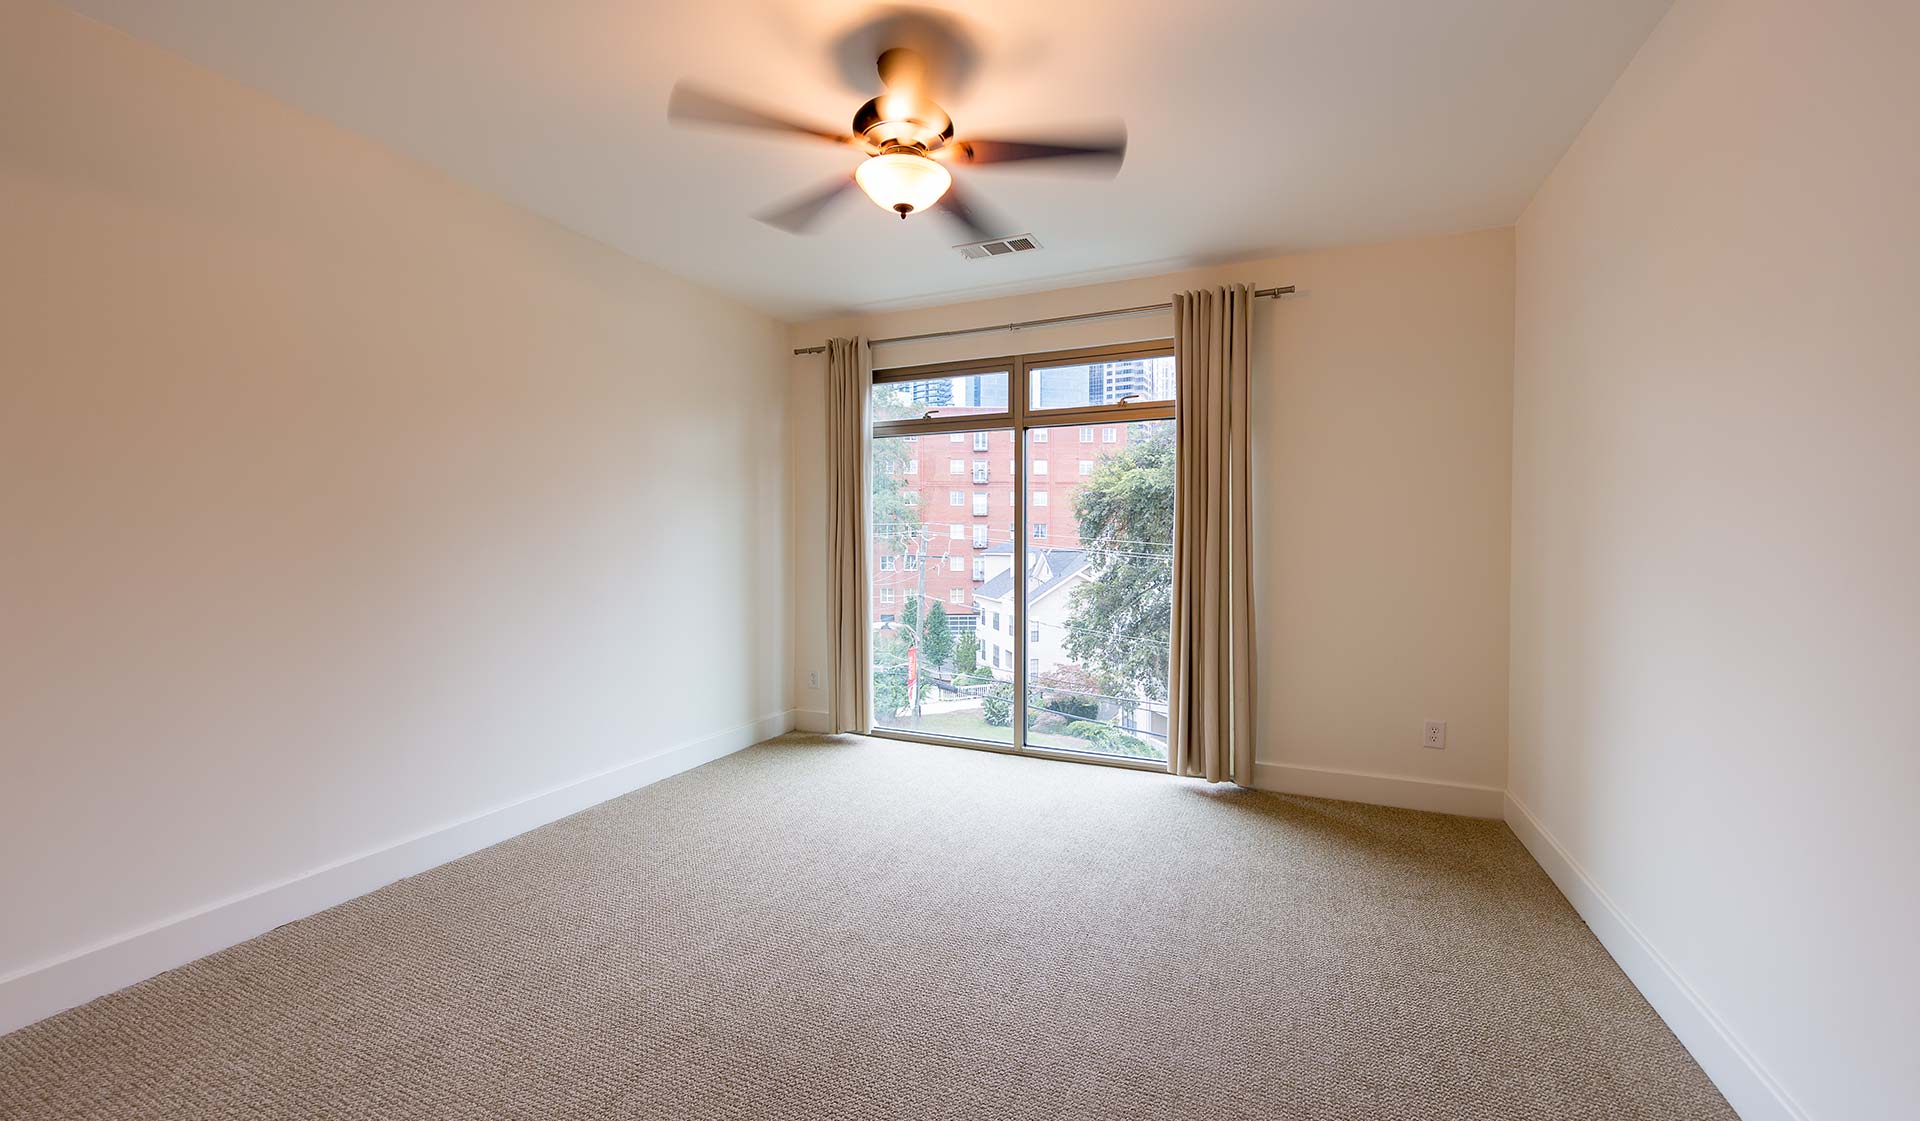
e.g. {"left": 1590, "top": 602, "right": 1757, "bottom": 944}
{"left": 791, "top": 285, "right": 1294, "bottom": 356}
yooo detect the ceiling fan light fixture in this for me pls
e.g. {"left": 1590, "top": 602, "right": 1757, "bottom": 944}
{"left": 855, "top": 151, "right": 951, "bottom": 218}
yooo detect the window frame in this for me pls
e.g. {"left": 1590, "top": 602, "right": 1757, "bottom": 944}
{"left": 868, "top": 358, "right": 1015, "bottom": 439}
{"left": 1025, "top": 347, "right": 1178, "bottom": 416}
{"left": 868, "top": 343, "right": 1173, "bottom": 440}
{"left": 867, "top": 341, "right": 1175, "bottom": 774}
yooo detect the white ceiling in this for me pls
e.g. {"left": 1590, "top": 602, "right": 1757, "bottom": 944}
{"left": 61, "top": 1, "right": 1671, "bottom": 320}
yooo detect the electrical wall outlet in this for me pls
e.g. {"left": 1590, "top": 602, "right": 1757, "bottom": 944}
{"left": 1422, "top": 721, "right": 1447, "bottom": 749}
{"left": 808, "top": 671, "right": 820, "bottom": 690}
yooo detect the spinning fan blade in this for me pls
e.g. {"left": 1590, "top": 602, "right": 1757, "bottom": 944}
{"left": 668, "top": 83, "right": 853, "bottom": 146}
{"left": 935, "top": 180, "right": 1010, "bottom": 244}
{"left": 831, "top": 10, "right": 980, "bottom": 101}
{"left": 756, "top": 175, "right": 861, "bottom": 234}
{"left": 945, "top": 129, "right": 1128, "bottom": 174}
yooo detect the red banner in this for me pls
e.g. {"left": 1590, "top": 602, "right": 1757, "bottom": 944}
{"left": 906, "top": 645, "right": 918, "bottom": 703}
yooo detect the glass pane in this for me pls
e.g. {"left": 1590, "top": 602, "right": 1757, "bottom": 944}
{"left": 870, "top": 430, "right": 1016, "bottom": 745}
{"left": 870, "top": 370, "right": 1009, "bottom": 423}
{"left": 1022, "top": 420, "right": 1174, "bottom": 763}
{"left": 1028, "top": 355, "right": 1174, "bottom": 411}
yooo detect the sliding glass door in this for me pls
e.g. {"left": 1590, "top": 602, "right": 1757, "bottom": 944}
{"left": 866, "top": 346, "right": 1175, "bottom": 769}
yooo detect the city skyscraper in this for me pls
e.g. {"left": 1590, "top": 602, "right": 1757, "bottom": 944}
{"left": 907, "top": 379, "right": 953, "bottom": 407}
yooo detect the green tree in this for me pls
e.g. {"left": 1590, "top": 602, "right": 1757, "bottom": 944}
{"left": 1064, "top": 423, "right": 1175, "bottom": 703}
{"left": 922, "top": 601, "right": 954, "bottom": 670}
{"left": 869, "top": 435, "right": 923, "bottom": 722}
{"left": 870, "top": 435, "right": 921, "bottom": 537}
{"left": 871, "top": 628, "right": 911, "bottom": 717}
{"left": 952, "top": 630, "right": 979, "bottom": 674}
{"left": 870, "top": 436, "right": 921, "bottom": 622}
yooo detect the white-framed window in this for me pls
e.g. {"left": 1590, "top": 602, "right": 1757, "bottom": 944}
{"left": 906, "top": 458, "right": 918, "bottom": 474}
{"left": 1032, "top": 491, "right": 1048, "bottom": 507}
{"left": 1029, "top": 657, "right": 1039, "bottom": 674}
{"left": 949, "top": 459, "right": 965, "bottom": 475}
{"left": 949, "top": 587, "right": 965, "bottom": 604}
{"left": 904, "top": 554, "right": 921, "bottom": 571}
{"left": 1102, "top": 427, "right": 1118, "bottom": 442}
{"left": 949, "top": 490, "right": 964, "bottom": 506}
{"left": 904, "top": 490, "right": 920, "bottom": 504}
{"left": 992, "top": 648, "right": 1001, "bottom": 668}
{"left": 1032, "top": 523, "right": 1049, "bottom": 540}
{"left": 1078, "top": 460, "right": 1093, "bottom": 476}
{"left": 1032, "top": 460, "right": 1048, "bottom": 476}
{"left": 1029, "top": 623, "right": 1040, "bottom": 641}
{"left": 972, "top": 461, "right": 989, "bottom": 483}
{"left": 991, "top": 611, "right": 1001, "bottom": 631}
{"left": 1032, "top": 429, "right": 1049, "bottom": 443}
{"left": 948, "top": 556, "right": 964, "bottom": 572}
{"left": 1079, "top": 426, "right": 1094, "bottom": 443}
{"left": 1007, "top": 459, "right": 1016, "bottom": 475}
{"left": 949, "top": 432, "right": 964, "bottom": 443}
{"left": 972, "top": 431, "right": 990, "bottom": 451}
{"left": 879, "top": 555, "right": 896, "bottom": 571}
{"left": 972, "top": 494, "right": 988, "bottom": 516}
{"left": 973, "top": 525, "right": 989, "bottom": 548}
{"left": 972, "top": 559, "right": 986, "bottom": 581}
{"left": 880, "top": 588, "right": 895, "bottom": 604}
{"left": 949, "top": 524, "right": 965, "bottom": 539}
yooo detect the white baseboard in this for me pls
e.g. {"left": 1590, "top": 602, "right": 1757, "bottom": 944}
{"left": 1503, "top": 793, "right": 1808, "bottom": 1121}
{"left": 1251, "top": 760, "right": 1504, "bottom": 818}
{"left": 792, "top": 708, "right": 831, "bottom": 734}
{"left": 0, "top": 710, "right": 796, "bottom": 1037}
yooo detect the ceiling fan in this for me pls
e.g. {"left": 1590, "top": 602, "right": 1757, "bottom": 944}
{"left": 667, "top": 47, "right": 1126, "bottom": 240}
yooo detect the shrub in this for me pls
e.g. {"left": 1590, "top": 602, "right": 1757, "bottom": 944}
{"left": 982, "top": 683, "right": 1013, "bottom": 726}
{"left": 1061, "top": 720, "right": 1154, "bottom": 758}
{"left": 1045, "top": 692, "right": 1100, "bottom": 721}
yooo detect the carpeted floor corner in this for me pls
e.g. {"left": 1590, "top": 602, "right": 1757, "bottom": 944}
{"left": 0, "top": 733, "right": 1735, "bottom": 1120}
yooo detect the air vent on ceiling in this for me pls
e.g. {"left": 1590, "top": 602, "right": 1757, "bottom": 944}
{"left": 955, "top": 234, "right": 1042, "bottom": 260}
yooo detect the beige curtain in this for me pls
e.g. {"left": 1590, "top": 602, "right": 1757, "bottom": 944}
{"left": 1169, "top": 286, "right": 1257, "bottom": 784}
{"left": 825, "top": 337, "right": 873, "bottom": 734}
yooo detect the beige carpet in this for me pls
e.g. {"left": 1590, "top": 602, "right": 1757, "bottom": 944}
{"left": 0, "top": 733, "right": 1734, "bottom": 1120}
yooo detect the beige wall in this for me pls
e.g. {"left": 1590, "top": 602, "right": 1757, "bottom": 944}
{"left": 0, "top": 0, "right": 789, "bottom": 987}
{"left": 1511, "top": 1, "right": 1919, "bottom": 1118}
{"left": 791, "top": 229, "right": 1515, "bottom": 802}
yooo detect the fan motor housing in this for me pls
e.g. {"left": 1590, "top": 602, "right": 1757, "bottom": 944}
{"left": 852, "top": 95, "right": 953, "bottom": 153}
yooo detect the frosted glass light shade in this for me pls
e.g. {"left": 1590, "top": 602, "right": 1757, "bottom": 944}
{"left": 854, "top": 153, "right": 953, "bottom": 217}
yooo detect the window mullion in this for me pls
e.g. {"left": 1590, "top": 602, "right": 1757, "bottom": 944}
{"left": 1011, "top": 355, "right": 1028, "bottom": 754}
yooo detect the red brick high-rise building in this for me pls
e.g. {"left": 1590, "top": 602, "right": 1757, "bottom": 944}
{"left": 869, "top": 419, "right": 1133, "bottom": 642}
